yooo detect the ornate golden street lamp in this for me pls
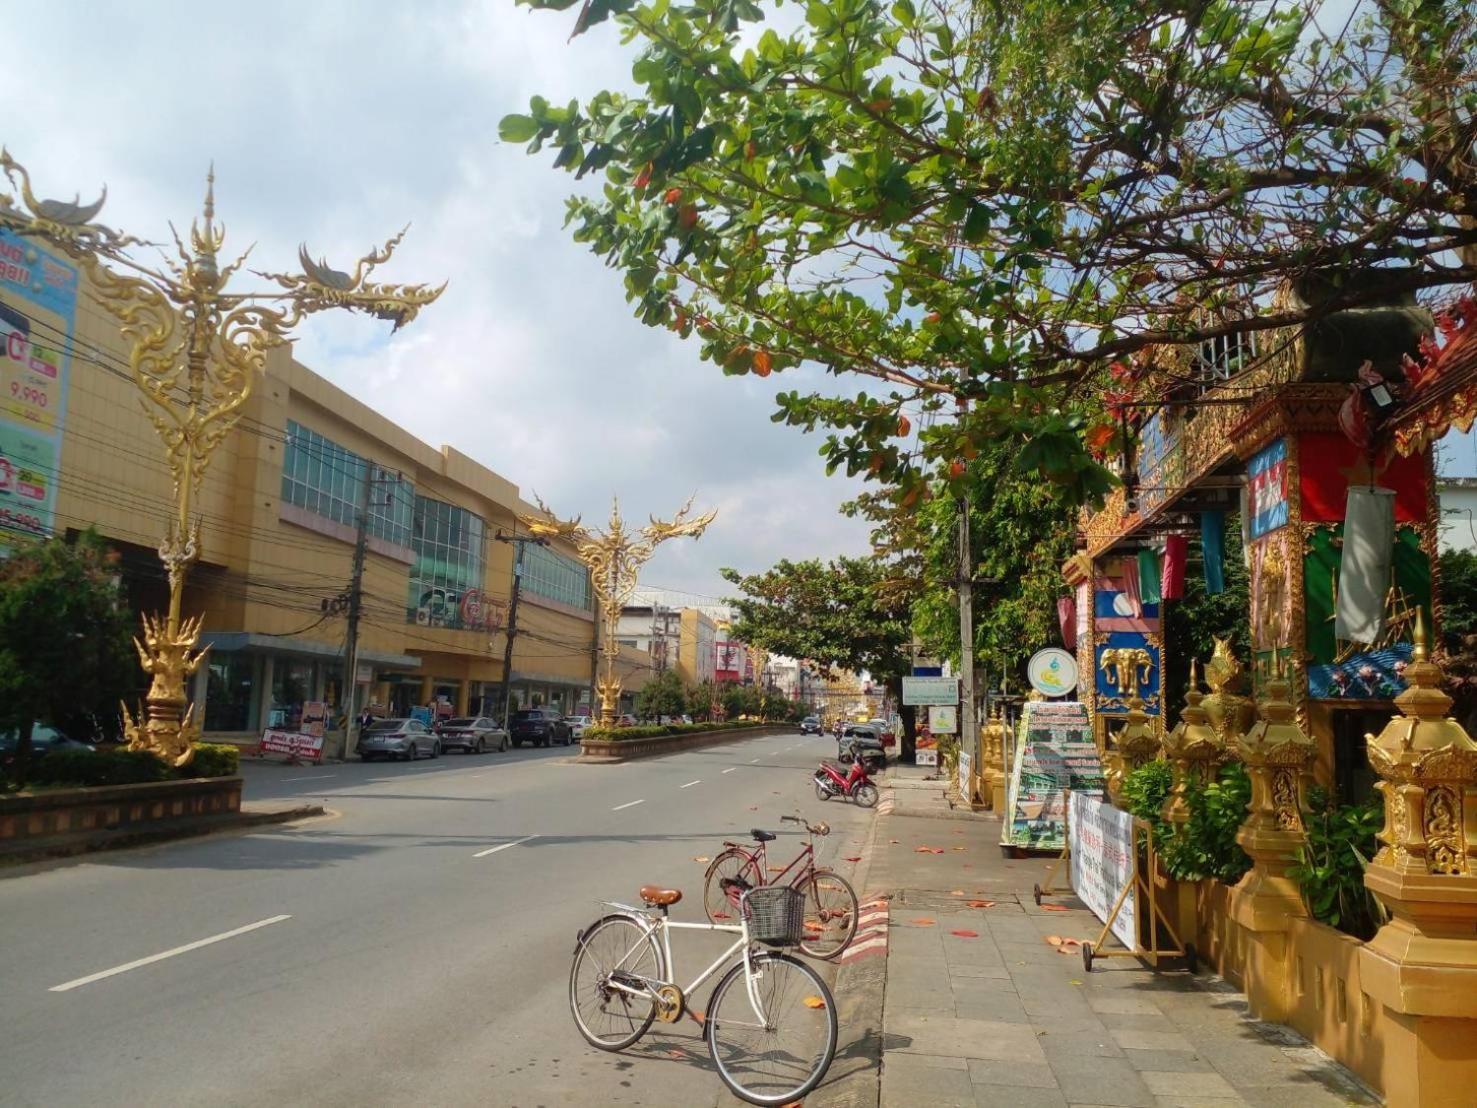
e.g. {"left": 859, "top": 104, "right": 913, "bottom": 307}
{"left": 0, "top": 150, "right": 443, "bottom": 767}
{"left": 522, "top": 497, "right": 714, "bottom": 726}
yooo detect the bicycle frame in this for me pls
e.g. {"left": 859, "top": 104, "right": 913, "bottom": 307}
{"left": 596, "top": 903, "right": 771, "bottom": 1027}
{"left": 723, "top": 837, "right": 816, "bottom": 892}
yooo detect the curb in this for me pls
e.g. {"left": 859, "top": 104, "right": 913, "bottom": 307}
{"left": 575, "top": 726, "right": 789, "bottom": 764}
{"left": 0, "top": 803, "right": 326, "bottom": 873}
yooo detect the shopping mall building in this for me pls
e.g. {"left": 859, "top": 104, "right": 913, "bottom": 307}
{"left": 0, "top": 232, "right": 646, "bottom": 742}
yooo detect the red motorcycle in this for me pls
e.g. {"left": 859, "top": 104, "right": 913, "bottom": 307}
{"left": 814, "top": 742, "right": 880, "bottom": 808}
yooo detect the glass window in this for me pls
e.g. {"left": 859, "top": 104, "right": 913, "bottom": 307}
{"left": 521, "top": 542, "right": 591, "bottom": 610}
{"left": 281, "top": 420, "right": 413, "bottom": 547}
{"left": 406, "top": 494, "right": 488, "bottom": 630}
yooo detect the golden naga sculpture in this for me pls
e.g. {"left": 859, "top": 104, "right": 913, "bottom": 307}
{"left": 1105, "top": 695, "right": 1161, "bottom": 806}
{"left": 1099, "top": 646, "right": 1153, "bottom": 701}
{"left": 521, "top": 496, "right": 714, "bottom": 726}
{"left": 0, "top": 150, "right": 443, "bottom": 766}
{"left": 1201, "top": 636, "right": 1254, "bottom": 749}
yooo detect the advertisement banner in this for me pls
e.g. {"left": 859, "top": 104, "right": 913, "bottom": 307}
{"left": 902, "top": 676, "right": 959, "bottom": 706}
{"left": 1069, "top": 792, "right": 1136, "bottom": 951}
{"left": 958, "top": 749, "right": 972, "bottom": 803}
{"left": 0, "top": 230, "right": 78, "bottom": 547}
{"left": 928, "top": 705, "right": 957, "bottom": 733}
{"left": 301, "top": 701, "right": 328, "bottom": 739}
{"left": 1002, "top": 701, "right": 1104, "bottom": 851}
{"left": 259, "top": 729, "right": 325, "bottom": 762}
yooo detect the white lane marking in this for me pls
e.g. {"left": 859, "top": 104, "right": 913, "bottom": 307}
{"left": 722, "top": 767, "right": 737, "bottom": 774}
{"left": 473, "top": 834, "right": 539, "bottom": 858}
{"left": 612, "top": 799, "right": 646, "bottom": 811}
{"left": 285, "top": 774, "right": 335, "bottom": 782}
{"left": 750, "top": 758, "right": 759, "bottom": 764}
{"left": 50, "top": 915, "right": 292, "bottom": 993}
{"left": 680, "top": 780, "right": 701, "bottom": 789}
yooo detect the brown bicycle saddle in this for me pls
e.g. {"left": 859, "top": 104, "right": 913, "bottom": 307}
{"left": 639, "top": 885, "right": 683, "bottom": 906}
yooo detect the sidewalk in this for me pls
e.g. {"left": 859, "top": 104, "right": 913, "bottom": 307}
{"left": 837, "top": 782, "right": 1378, "bottom": 1108}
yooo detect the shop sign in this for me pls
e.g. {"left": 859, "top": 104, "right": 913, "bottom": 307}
{"left": 301, "top": 700, "right": 328, "bottom": 738}
{"left": 1027, "top": 648, "right": 1079, "bottom": 698}
{"left": 259, "top": 729, "right": 325, "bottom": 762}
{"left": 902, "top": 676, "right": 959, "bottom": 706}
{"left": 1002, "top": 701, "right": 1103, "bottom": 851}
{"left": 929, "top": 705, "right": 958, "bottom": 733}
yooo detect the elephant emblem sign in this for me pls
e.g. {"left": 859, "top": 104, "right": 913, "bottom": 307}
{"left": 1099, "top": 647, "right": 1154, "bottom": 701}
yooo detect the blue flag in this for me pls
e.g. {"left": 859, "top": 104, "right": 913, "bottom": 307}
{"left": 1202, "top": 511, "right": 1225, "bottom": 595}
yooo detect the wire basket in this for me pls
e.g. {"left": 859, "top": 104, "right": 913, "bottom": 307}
{"left": 743, "top": 885, "right": 806, "bottom": 947}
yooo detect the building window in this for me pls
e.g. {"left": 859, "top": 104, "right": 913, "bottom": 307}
{"left": 522, "top": 542, "right": 591, "bottom": 609}
{"left": 407, "top": 494, "right": 487, "bottom": 629}
{"left": 281, "top": 420, "right": 413, "bottom": 546}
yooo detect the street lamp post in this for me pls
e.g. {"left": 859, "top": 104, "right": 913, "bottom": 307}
{"left": 520, "top": 496, "right": 714, "bottom": 726}
{"left": 0, "top": 150, "right": 443, "bottom": 767}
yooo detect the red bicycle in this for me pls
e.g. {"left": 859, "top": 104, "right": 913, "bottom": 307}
{"left": 701, "top": 815, "right": 859, "bottom": 960}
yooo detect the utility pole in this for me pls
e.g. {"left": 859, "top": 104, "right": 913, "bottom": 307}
{"left": 493, "top": 531, "right": 547, "bottom": 728}
{"left": 957, "top": 495, "right": 978, "bottom": 802}
{"left": 342, "top": 466, "right": 376, "bottom": 758}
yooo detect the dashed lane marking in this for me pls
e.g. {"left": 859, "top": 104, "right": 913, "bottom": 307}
{"left": 473, "top": 834, "right": 539, "bottom": 858}
{"left": 680, "top": 780, "right": 701, "bottom": 789}
{"left": 722, "top": 767, "right": 737, "bottom": 774}
{"left": 612, "top": 799, "right": 646, "bottom": 811}
{"left": 50, "top": 915, "right": 292, "bottom": 992}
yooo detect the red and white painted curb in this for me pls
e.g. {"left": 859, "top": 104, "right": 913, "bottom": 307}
{"left": 876, "top": 790, "right": 895, "bottom": 817}
{"left": 840, "top": 895, "right": 890, "bottom": 963}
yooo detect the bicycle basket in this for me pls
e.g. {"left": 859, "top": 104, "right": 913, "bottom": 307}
{"left": 742, "top": 885, "right": 806, "bottom": 947}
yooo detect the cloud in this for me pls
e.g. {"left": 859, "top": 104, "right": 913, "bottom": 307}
{"left": 5, "top": 0, "right": 877, "bottom": 595}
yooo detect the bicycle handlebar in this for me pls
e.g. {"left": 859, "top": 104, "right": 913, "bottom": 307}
{"left": 782, "top": 813, "right": 829, "bottom": 836}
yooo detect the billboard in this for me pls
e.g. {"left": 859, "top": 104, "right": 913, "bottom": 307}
{"left": 714, "top": 640, "right": 745, "bottom": 682}
{"left": 0, "top": 230, "right": 78, "bottom": 547}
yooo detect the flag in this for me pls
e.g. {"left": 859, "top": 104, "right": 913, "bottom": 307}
{"left": 1202, "top": 511, "right": 1225, "bottom": 595}
{"left": 1336, "top": 487, "right": 1395, "bottom": 644}
{"left": 1058, "top": 595, "right": 1076, "bottom": 650}
{"left": 1138, "top": 548, "right": 1162, "bottom": 606}
{"left": 1161, "top": 535, "right": 1188, "bottom": 600}
{"left": 1120, "top": 556, "right": 1143, "bottom": 618}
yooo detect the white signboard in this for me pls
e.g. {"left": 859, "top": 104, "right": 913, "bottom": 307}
{"left": 1027, "top": 648, "right": 1079, "bottom": 698}
{"left": 902, "top": 676, "right": 959, "bottom": 706}
{"left": 1069, "top": 791, "right": 1136, "bottom": 951}
{"left": 915, "top": 747, "right": 938, "bottom": 766}
{"left": 929, "top": 705, "right": 958, "bottom": 733}
{"left": 958, "top": 749, "right": 972, "bottom": 802}
{"left": 258, "top": 729, "right": 325, "bottom": 763}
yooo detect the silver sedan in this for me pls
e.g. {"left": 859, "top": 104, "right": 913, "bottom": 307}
{"left": 359, "top": 718, "right": 436, "bottom": 761}
{"left": 438, "top": 717, "right": 509, "bottom": 754}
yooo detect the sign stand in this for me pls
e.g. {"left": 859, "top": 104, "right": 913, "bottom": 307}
{"left": 1032, "top": 789, "right": 1072, "bottom": 905}
{"left": 1079, "top": 818, "right": 1196, "bottom": 974}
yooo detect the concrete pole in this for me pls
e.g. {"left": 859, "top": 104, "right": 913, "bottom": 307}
{"left": 957, "top": 496, "right": 977, "bottom": 800}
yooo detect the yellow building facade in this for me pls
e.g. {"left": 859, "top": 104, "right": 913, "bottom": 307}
{"left": 2, "top": 238, "right": 601, "bottom": 741}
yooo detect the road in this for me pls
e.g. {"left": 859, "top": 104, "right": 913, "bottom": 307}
{"left": 2, "top": 729, "right": 873, "bottom": 1108}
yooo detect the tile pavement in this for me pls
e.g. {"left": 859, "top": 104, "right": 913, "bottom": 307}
{"left": 852, "top": 793, "right": 1378, "bottom": 1108}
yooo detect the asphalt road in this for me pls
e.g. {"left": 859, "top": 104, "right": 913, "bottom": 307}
{"left": 2, "top": 729, "right": 874, "bottom": 1108}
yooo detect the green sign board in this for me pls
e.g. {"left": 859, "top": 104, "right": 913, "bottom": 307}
{"left": 1002, "top": 701, "right": 1105, "bottom": 851}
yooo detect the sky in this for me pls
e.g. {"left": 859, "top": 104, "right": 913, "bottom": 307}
{"left": 3, "top": 0, "right": 876, "bottom": 601}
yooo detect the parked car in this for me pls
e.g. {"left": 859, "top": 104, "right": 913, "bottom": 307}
{"left": 359, "top": 718, "right": 436, "bottom": 761}
{"left": 839, "top": 723, "right": 888, "bottom": 770}
{"left": 564, "top": 716, "right": 590, "bottom": 740}
{"left": 509, "top": 708, "right": 572, "bottom": 748}
{"left": 0, "top": 724, "right": 94, "bottom": 769}
{"left": 438, "top": 717, "right": 509, "bottom": 754}
{"left": 614, "top": 714, "right": 638, "bottom": 728}
{"left": 800, "top": 716, "right": 822, "bottom": 735}
{"left": 865, "top": 718, "right": 898, "bottom": 749}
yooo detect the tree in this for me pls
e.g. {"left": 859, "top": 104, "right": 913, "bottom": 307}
{"left": 686, "top": 677, "right": 723, "bottom": 721}
{"left": 720, "top": 681, "right": 761, "bottom": 719}
{"left": 635, "top": 669, "right": 688, "bottom": 720}
{"left": 720, "top": 557, "right": 916, "bottom": 751}
{"left": 505, "top": 0, "right": 1477, "bottom": 507}
{"left": 0, "top": 531, "right": 136, "bottom": 785}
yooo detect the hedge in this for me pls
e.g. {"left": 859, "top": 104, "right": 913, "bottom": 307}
{"left": 189, "top": 742, "right": 240, "bottom": 778}
{"left": 585, "top": 720, "right": 770, "bottom": 742}
{"left": 19, "top": 741, "right": 240, "bottom": 788}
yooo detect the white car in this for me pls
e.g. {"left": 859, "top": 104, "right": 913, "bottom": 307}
{"left": 565, "top": 716, "right": 590, "bottom": 739}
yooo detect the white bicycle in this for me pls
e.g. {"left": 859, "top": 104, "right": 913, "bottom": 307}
{"left": 568, "top": 881, "right": 838, "bottom": 1106}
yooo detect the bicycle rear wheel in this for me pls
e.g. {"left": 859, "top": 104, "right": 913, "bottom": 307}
{"left": 799, "top": 870, "right": 859, "bottom": 961}
{"left": 706, "top": 951, "right": 838, "bottom": 1106}
{"left": 703, "top": 848, "right": 756, "bottom": 923}
{"left": 569, "top": 914, "right": 664, "bottom": 1051}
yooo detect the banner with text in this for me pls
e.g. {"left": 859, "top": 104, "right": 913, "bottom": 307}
{"left": 1069, "top": 791, "right": 1137, "bottom": 950}
{"left": 1002, "top": 701, "right": 1104, "bottom": 851}
{"left": 258, "top": 729, "right": 325, "bottom": 762}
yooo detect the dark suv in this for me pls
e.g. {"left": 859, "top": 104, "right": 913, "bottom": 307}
{"left": 509, "top": 708, "right": 572, "bottom": 748}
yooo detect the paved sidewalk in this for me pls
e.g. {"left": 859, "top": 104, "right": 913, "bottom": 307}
{"left": 858, "top": 797, "right": 1378, "bottom": 1108}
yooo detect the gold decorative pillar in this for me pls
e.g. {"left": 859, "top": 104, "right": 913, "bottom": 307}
{"left": 1358, "top": 616, "right": 1477, "bottom": 1103}
{"left": 980, "top": 706, "right": 1007, "bottom": 811}
{"left": 1227, "top": 657, "right": 1316, "bottom": 1022}
{"left": 1201, "top": 637, "right": 1254, "bottom": 755}
{"left": 1161, "top": 662, "right": 1224, "bottom": 825}
{"left": 1104, "top": 696, "right": 1160, "bottom": 807}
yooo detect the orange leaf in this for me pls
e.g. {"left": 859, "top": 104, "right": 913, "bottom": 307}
{"left": 693, "top": 856, "right": 710, "bottom": 863}
{"left": 949, "top": 889, "right": 965, "bottom": 896}
{"left": 1046, "top": 936, "right": 1064, "bottom": 946}
{"left": 803, "top": 995, "right": 827, "bottom": 1009}
{"left": 950, "top": 929, "right": 979, "bottom": 938}
{"left": 909, "top": 917, "right": 937, "bottom": 927}
{"left": 951, "top": 846, "right": 966, "bottom": 852}
{"left": 1041, "top": 904, "right": 1070, "bottom": 913}
{"left": 844, "top": 856, "right": 861, "bottom": 862}
{"left": 965, "top": 900, "right": 995, "bottom": 909}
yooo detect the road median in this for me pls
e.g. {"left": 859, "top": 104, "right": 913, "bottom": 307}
{"left": 577, "top": 724, "right": 792, "bottom": 763}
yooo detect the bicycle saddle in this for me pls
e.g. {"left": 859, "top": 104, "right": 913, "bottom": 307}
{"left": 639, "top": 885, "right": 682, "bottom": 906}
{"left": 750, "top": 829, "right": 776, "bottom": 843}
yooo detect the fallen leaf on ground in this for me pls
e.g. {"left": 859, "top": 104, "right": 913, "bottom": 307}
{"left": 667, "top": 1049, "right": 688, "bottom": 1060}
{"left": 1046, "top": 935, "right": 1064, "bottom": 946}
{"left": 1040, "top": 904, "right": 1070, "bottom": 913}
{"left": 769, "top": 867, "right": 785, "bottom": 873}
{"left": 802, "top": 995, "right": 827, "bottom": 1009}
{"left": 889, "top": 839, "right": 900, "bottom": 844}
{"left": 843, "top": 856, "right": 861, "bottom": 862}
{"left": 966, "top": 900, "right": 995, "bottom": 909}
{"left": 950, "top": 929, "right": 980, "bottom": 938}
{"left": 913, "top": 846, "right": 945, "bottom": 854}
{"left": 949, "top": 889, "right": 965, "bottom": 896}
{"left": 693, "top": 856, "right": 709, "bottom": 863}
{"left": 748, "top": 806, "right": 759, "bottom": 811}
{"left": 909, "top": 917, "right": 937, "bottom": 927}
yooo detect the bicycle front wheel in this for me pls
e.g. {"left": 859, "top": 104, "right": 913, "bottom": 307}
{"left": 706, "top": 952, "right": 838, "bottom": 1106}
{"left": 799, "top": 870, "right": 859, "bottom": 961}
{"left": 569, "top": 914, "right": 664, "bottom": 1051}
{"left": 703, "top": 848, "right": 756, "bottom": 923}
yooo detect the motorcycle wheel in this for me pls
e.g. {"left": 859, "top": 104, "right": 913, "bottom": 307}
{"left": 815, "top": 779, "right": 830, "bottom": 802}
{"left": 853, "top": 782, "right": 880, "bottom": 808}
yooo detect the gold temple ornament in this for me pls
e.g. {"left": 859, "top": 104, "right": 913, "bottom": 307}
{"left": 521, "top": 496, "right": 714, "bottom": 726}
{"left": 0, "top": 150, "right": 444, "bottom": 767}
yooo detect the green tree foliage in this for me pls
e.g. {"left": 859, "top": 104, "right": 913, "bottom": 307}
{"left": 635, "top": 669, "right": 687, "bottom": 719}
{"left": 505, "top": 0, "right": 1477, "bottom": 507}
{"left": 720, "top": 681, "right": 762, "bottom": 719}
{"left": 1438, "top": 548, "right": 1477, "bottom": 646}
{"left": 1121, "top": 759, "right": 1251, "bottom": 884}
{"left": 1288, "top": 785, "right": 1385, "bottom": 940}
{"left": 0, "top": 531, "right": 136, "bottom": 785}
{"left": 1162, "top": 514, "right": 1250, "bottom": 725}
{"left": 686, "top": 678, "right": 723, "bottom": 721}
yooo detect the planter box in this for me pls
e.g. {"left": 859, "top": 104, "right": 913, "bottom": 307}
{"left": 580, "top": 726, "right": 785, "bottom": 763}
{"left": 0, "top": 776, "right": 243, "bottom": 842}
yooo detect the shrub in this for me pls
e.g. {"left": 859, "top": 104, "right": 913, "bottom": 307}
{"left": 584, "top": 720, "right": 768, "bottom": 741}
{"left": 187, "top": 742, "right": 240, "bottom": 778}
{"left": 1119, "top": 759, "right": 1251, "bottom": 884}
{"left": 1288, "top": 786, "right": 1386, "bottom": 940}
{"left": 29, "top": 748, "right": 172, "bottom": 788}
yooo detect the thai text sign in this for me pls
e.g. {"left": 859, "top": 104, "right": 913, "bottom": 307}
{"left": 259, "top": 729, "right": 325, "bottom": 762}
{"left": 902, "top": 676, "right": 959, "bottom": 706}
{"left": 1002, "top": 701, "right": 1103, "bottom": 851}
{"left": 1069, "top": 792, "right": 1136, "bottom": 951}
